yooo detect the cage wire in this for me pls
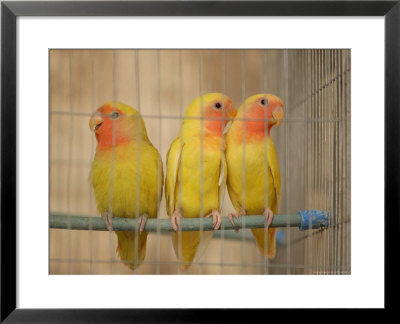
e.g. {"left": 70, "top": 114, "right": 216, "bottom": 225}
{"left": 49, "top": 49, "right": 350, "bottom": 275}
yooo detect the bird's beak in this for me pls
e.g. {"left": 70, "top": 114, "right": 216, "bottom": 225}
{"left": 226, "top": 103, "right": 237, "bottom": 120}
{"left": 272, "top": 106, "right": 284, "bottom": 127}
{"left": 89, "top": 113, "right": 103, "bottom": 132}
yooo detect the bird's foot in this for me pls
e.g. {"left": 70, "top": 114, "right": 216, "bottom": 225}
{"left": 228, "top": 208, "right": 246, "bottom": 232}
{"left": 205, "top": 210, "right": 222, "bottom": 230}
{"left": 138, "top": 214, "right": 148, "bottom": 234}
{"left": 264, "top": 208, "right": 274, "bottom": 228}
{"left": 102, "top": 212, "right": 113, "bottom": 231}
{"left": 171, "top": 209, "right": 182, "bottom": 232}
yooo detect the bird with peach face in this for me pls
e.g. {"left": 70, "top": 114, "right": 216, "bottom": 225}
{"left": 89, "top": 102, "right": 163, "bottom": 270}
{"left": 165, "top": 93, "right": 237, "bottom": 270}
{"left": 226, "top": 94, "right": 284, "bottom": 259}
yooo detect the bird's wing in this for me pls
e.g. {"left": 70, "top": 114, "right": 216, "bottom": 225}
{"left": 165, "top": 136, "right": 183, "bottom": 216}
{"left": 268, "top": 138, "right": 281, "bottom": 213}
{"left": 218, "top": 150, "right": 227, "bottom": 211}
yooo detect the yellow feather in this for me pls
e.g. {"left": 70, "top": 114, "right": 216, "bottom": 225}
{"left": 165, "top": 137, "right": 181, "bottom": 217}
{"left": 90, "top": 102, "right": 163, "bottom": 270}
{"left": 165, "top": 93, "right": 235, "bottom": 270}
{"left": 166, "top": 134, "right": 224, "bottom": 269}
{"left": 226, "top": 138, "right": 280, "bottom": 216}
{"left": 226, "top": 94, "right": 283, "bottom": 259}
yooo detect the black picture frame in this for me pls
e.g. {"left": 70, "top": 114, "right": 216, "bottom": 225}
{"left": 1, "top": 0, "right": 398, "bottom": 321}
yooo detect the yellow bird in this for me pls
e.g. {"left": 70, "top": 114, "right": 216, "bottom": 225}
{"left": 165, "top": 93, "right": 237, "bottom": 270}
{"left": 226, "top": 94, "right": 284, "bottom": 259}
{"left": 89, "top": 102, "right": 163, "bottom": 270}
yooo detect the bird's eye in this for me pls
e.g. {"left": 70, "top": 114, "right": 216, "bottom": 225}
{"left": 259, "top": 98, "right": 268, "bottom": 107}
{"left": 110, "top": 111, "right": 120, "bottom": 119}
{"left": 214, "top": 102, "right": 222, "bottom": 110}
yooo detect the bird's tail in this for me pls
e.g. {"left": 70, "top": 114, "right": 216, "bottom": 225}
{"left": 115, "top": 231, "right": 148, "bottom": 271}
{"left": 171, "top": 230, "right": 214, "bottom": 271}
{"left": 251, "top": 228, "right": 277, "bottom": 259}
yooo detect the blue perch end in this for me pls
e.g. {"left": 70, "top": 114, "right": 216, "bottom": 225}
{"left": 275, "top": 230, "right": 285, "bottom": 246}
{"left": 299, "top": 210, "right": 330, "bottom": 230}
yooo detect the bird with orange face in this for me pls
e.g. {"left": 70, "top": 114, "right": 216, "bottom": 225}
{"left": 89, "top": 102, "right": 163, "bottom": 270}
{"left": 165, "top": 93, "right": 237, "bottom": 270}
{"left": 226, "top": 94, "right": 284, "bottom": 259}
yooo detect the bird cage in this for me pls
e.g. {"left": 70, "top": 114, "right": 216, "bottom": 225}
{"left": 49, "top": 49, "right": 350, "bottom": 275}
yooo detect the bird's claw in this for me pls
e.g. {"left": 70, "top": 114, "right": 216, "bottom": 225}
{"left": 227, "top": 213, "right": 239, "bottom": 226}
{"left": 205, "top": 210, "right": 222, "bottom": 230}
{"left": 264, "top": 208, "right": 274, "bottom": 228}
{"left": 171, "top": 209, "right": 182, "bottom": 232}
{"left": 102, "top": 212, "right": 113, "bottom": 231}
{"left": 228, "top": 213, "right": 239, "bottom": 233}
{"left": 138, "top": 214, "right": 148, "bottom": 234}
{"left": 229, "top": 208, "right": 246, "bottom": 232}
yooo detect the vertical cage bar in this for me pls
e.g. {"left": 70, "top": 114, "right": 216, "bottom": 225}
{"left": 305, "top": 49, "right": 312, "bottom": 274}
{"left": 240, "top": 50, "right": 247, "bottom": 274}
{"left": 66, "top": 50, "right": 74, "bottom": 274}
{"left": 133, "top": 50, "right": 142, "bottom": 272}
{"left": 108, "top": 49, "right": 118, "bottom": 274}
{"left": 262, "top": 50, "right": 269, "bottom": 274}
{"left": 88, "top": 50, "right": 95, "bottom": 274}
{"left": 283, "top": 49, "right": 290, "bottom": 274}
{"left": 156, "top": 50, "right": 162, "bottom": 275}
{"left": 199, "top": 50, "right": 204, "bottom": 274}
{"left": 220, "top": 49, "right": 226, "bottom": 275}
{"left": 177, "top": 49, "right": 183, "bottom": 274}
